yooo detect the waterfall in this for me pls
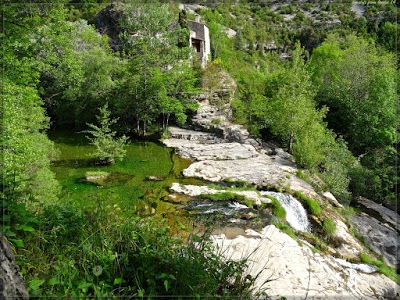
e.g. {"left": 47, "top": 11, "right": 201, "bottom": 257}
{"left": 261, "top": 191, "right": 310, "bottom": 232}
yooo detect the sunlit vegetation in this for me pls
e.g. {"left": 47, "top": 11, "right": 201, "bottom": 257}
{"left": 294, "top": 192, "right": 322, "bottom": 216}
{"left": 2, "top": 0, "right": 399, "bottom": 297}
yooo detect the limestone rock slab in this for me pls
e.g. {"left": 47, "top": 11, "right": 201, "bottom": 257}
{"left": 183, "top": 155, "right": 319, "bottom": 199}
{"left": 212, "top": 225, "right": 399, "bottom": 299}
{"left": 164, "top": 139, "right": 258, "bottom": 161}
{"left": 0, "top": 236, "right": 29, "bottom": 300}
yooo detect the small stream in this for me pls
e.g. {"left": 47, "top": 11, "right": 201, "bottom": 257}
{"left": 50, "top": 130, "right": 310, "bottom": 236}
{"left": 183, "top": 198, "right": 274, "bottom": 235}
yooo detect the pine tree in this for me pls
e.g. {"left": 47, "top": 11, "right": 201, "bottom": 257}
{"left": 86, "top": 103, "right": 128, "bottom": 165}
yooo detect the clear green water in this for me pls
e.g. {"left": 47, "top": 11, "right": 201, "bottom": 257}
{"left": 49, "top": 130, "right": 204, "bottom": 218}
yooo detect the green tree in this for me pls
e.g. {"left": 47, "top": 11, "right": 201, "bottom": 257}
{"left": 309, "top": 34, "right": 398, "bottom": 202}
{"left": 34, "top": 18, "right": 121, "bottom": 127}
{"left": 86, "top": 103, "right": 128, "bottom": 164}
{"left": 264, "top": 43, "right": 325, "bottom": 156}
{"left": 1, "top": 80, "right": 60, "bottom": 205}
{"left": 115, "top": 0, "right": 197, "bottom": 135}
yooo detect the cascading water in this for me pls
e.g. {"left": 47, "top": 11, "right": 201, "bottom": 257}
{"left": 187, "top": 201, "right": 249, "bottom": 215}
{"left": 261, "top": 191, "right": 310, "bottom": 232}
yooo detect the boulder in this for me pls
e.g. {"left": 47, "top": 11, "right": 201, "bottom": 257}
{"left": 323, "top": 192, "right": 343, "bottom": 208}
{"left": 333, "top": 219, "right": 364, "bottom": 260}
{"left": 356, "top": 198, "right": 399, "bottom": 231}
{"left": 0, "top": 236, "right": 29, "bottom": 300}
{"left": 349, "top": 197, "right": 400, "bottom": 269}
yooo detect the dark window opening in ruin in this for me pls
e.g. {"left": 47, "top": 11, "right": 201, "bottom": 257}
{"left": 192, "top": 39, "right": 201, "bottom": 53}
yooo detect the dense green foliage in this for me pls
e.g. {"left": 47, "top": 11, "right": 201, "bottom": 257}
{"left": 198, "top": 0, "right": 398, "bottom": 204}
{"left": 310, "top": 34, "right": 398, "bottom": 202}
{"left": 2, "top": 0, "right": 399, "bottom": 297}
{"left": 1, "top": 2, "right": 256, "bottom": 298}
{"left": 22, "top": 202, "right": 259, "bottom": 298}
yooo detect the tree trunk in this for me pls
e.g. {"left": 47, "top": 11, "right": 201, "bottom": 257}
{"left": 166, "top": 113, "right": 170, "bottom": 129}
{"left": 289, "top": 131, "right": 294, "bottom": 154}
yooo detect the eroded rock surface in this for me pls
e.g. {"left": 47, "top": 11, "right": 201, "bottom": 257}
{"left": 164, "top": 139, "right": 258, "bottom": 161}
{"left": 350, "top": 199, "right": 400, "bottom": 269}
{"left": 333, "top": 219, "right": 364, "bottom": 260}
{"left": 0, "top": 236, "right": 29, "bottom": 300}
{"left": 213, "top": 226, "right": 399, "bottom": 300}
{"left": 183, "top": 155, "right": 318, "bottom": 199}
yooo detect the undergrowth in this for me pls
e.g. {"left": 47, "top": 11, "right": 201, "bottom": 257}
{"left": 322, "top": 218, "right": 336, "bottom": 241}
{"left": 15, "top": 197, "right": 263, "bottom": 298}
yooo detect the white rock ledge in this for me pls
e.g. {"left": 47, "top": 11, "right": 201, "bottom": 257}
{"left": 170, "top": 183, "right": 272, "bottom": 206}
{"left": 212, "top": 225, "right": 399, "bottom": 299}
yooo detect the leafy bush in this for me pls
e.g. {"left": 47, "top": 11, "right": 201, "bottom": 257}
{"left": 294, "top": 191, "right": 321, "bottom": 216}
{"left": 0, "top": 200, "right": 39, "bottom": 249}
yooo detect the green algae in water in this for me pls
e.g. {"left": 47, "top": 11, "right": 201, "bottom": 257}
{"left": 49, "top": 130, "right": 200, "bottom": 217}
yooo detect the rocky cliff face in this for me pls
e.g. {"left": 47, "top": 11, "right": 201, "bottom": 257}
{"left": 92, "top": 4, "right": 124, "bottom": 52}
{"left": 350, "top": 197, "right": 400, "bottom": 272}
{"left": 0, "top": 236, "right": 29, "bottom": 300}
{"left": 162, "top": 89, "right": 400, "bottom": 299}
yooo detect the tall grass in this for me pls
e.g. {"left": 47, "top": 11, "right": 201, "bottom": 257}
{"left": 20, "top": 197, "right": 262, "bottom": 298}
